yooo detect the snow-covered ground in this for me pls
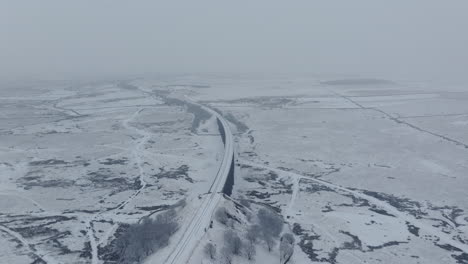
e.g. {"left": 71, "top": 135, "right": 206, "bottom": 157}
{"left": 177, "top": 74, "right": 468, "bottom": 264}
{"left": 0, "top": 80, "right": 224, "bottom": 263}
{"left": 1, "top": 75, "right": 468, "bottom": 263}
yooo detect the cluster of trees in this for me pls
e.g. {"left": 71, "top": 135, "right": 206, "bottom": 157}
{"left": 112, "top": 209, "right": 178, "bottom": 264}
{"left": 209, "top": 206, "right": 295, "bottom": 263}
{"left": 204, "top": 230, "right": 245, "bottom": 264}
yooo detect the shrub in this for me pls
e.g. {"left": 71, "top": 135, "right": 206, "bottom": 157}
{"left": 204, "top": 243, "right": 216, "bottom": 260}
{"left": 215, "top": 207, "right": 229, "bottom": 225}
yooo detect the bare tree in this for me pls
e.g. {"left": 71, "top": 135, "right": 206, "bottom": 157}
{"left": 257, "top": 209, "right": 283, "bottom": 237}
{"left": 245, "top": 224, "right": 260, "bottom": 245}
{"left": 224, "top": 230, "right": 243, "bottom": 255}
{"left": 244, "top": 243, "right": 256, "bottom": 261}
{"left": 215, "top": 207, "right": 229, "bottom": 225}
{"left": 257, "top": 208, "right": 283, "bottom": 251}
{"left": 244, "top": 225, "right": 259, "bottom": 260}
{"left": 280, "top": 233, "right": 295, "bottom": 264}
{"left": 204, "top": 243, "right": 216, "bottom": 260}
{"left": 221, "top": 246, "right": 233, "bottom": 264}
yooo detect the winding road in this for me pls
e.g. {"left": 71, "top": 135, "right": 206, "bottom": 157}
{"left": 164, "top": 102, "right": 235, "bottom": 264}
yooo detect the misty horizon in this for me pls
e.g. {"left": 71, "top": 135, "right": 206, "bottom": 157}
{"left": 1, "top": 0, "right": 468, "bottom": 83}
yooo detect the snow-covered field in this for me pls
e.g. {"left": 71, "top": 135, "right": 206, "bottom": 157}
{"left": 0, "top": 80, "right": 224, "bottom": 263}
{"left": 1, "top": 75, "right": 468, "bottom": 264}
{"left": 183, "top": 75, "right": 468, "bottom": 264}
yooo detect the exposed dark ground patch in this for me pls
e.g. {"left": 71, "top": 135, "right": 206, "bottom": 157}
{"left": 406, "top": 221, "right": 420, "bottom": 237}
{"left": 99, "top": 158, "right": 128, "bottom": 165}
{"left": 368, "top": 207, "right": 396, "bottom": 217}
{"left": 436, "top": 243, "right": 462, "bottom": 252}
{"left": 429, "top": 217, "right": 454, "bottom": 231}
{"left": 429, "top": 205, "right": 465, "bottom": 228}
{"left": 80, "top": 241, "right": 92, "bottom": 259}
{"left": 5, "top": 215, "right": 76, "bottom": 228}
{"left": 154, "top": 165, "right": 193, "bottom": 183}
{"left": 29, "top": 159, "right": 69, "bottom": 166}
{"left": 321, "top": 205, "right": 334, "bottom": 213}
{"left": 87, "top": 168, "right": 139, "bottom": 191}
{"left": 301, "top": 180, "right": 335, "bottom": 193}
{"left": 293, "top": 222, "right": 412, "bottom": 263}
{"left": 49, "top": 232, "right": 76, "bottom": 255}
{"left": 63, "top": 209, "right": 100, "bottom": 214}
{"left": 360, "top": 190, "right": 426, "bottom": 217}
{"left": 247, "top": 130, "right": 255, "bottom": 144}
{"left": 241, "top": 151, "right": 258, "bottom": 158}
{"left": 164, "top": 98, "right": 211, "bottom": 133}
{"left": 340, "top": 230, "right": 363, "bottom": 250}
{"left": 241, "top": 167, "right": 292, "bottom": 201}
{"left": 18, "top": 176, "right": 76, "bottom": 190}
{"left": 2, "top": 215, "right": 77, "bottom": 255}
{"left": 339, "top": 193, "right": 371, "bottom": 207}
{"left": 367, "top": 241, "right": 409, "bottom": 251}
{"left": 434, "top": 242, "right": 468, "bottom": 263}
{"left": 246, "top": 190, "right": 272, "bottom": 199}
{"left": 12, "top": 225, "right": 61, "bottom": 239}
{"left": 136, "top": 204, "right": 170, "bottom": 212}
{"left": 454, "top": 253, "right": 468, "bottom": 264}
{"left": 293, "top": 223, "right": 330, "bottom": 262}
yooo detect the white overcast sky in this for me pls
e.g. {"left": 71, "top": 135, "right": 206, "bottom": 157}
{"left": 1, "top": 0, "right": 467, "bottom": 81}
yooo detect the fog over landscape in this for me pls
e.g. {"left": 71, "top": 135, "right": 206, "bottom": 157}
{"left": 1, "top": 1, "right": 468, "bottom": 264}
{"left": 1, "top": 0, "right": 468, "bottom": 82}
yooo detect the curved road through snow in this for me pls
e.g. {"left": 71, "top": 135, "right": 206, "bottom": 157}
{"left": 164, "top": 102, "right": 235, "bottom": 264}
